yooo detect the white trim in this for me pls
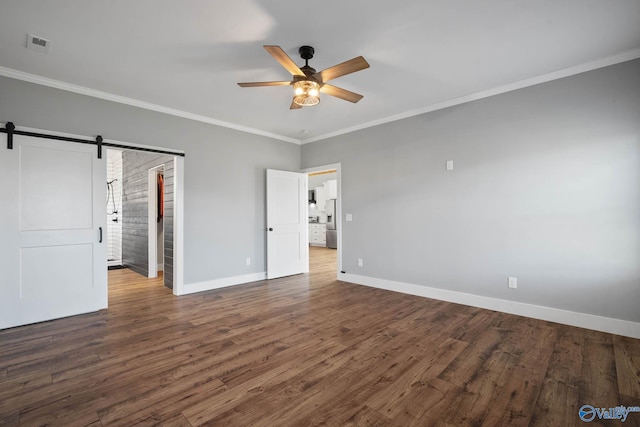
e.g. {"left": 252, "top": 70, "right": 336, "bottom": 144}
{"left": 339, "top": 273, "right": 640, "bottom": 339}
{"left": 302, "top": 48, "right": 640, "bottom": 144}
{"left": 182, "top": 272, "right": 266, "bottom": 295}
{"left": 173, "top": 156, "right": 185, "bottom": 295}
{"left": 3, "top": 48, "right": 640, "bottom": 146}
{"left": 0, "top": 67, "right": 300, "bottom": 145}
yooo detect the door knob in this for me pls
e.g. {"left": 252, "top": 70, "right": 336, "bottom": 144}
{"left": 268, "top": 227, "right": 273, "bottom": 231}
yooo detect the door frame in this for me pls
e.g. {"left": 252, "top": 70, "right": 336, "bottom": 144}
{"left": 301, "top": 163, "right": 342, "bottom": 277}
{"left": 173, "top": 155, "right": 185, "bottom": 295}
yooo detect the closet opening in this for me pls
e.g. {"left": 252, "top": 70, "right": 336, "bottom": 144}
{"left": 148, "top": 164, "right": 165, "bottom": 279}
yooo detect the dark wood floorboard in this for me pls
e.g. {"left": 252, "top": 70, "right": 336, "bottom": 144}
{"left": 0, "top": 246, "right": 639, "bottom": 426}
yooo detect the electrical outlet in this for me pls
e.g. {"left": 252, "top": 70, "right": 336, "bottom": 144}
{"left": 357, "top": 258, "right": 363, "bottom": 267}
{"left": 246, "top": 257, "right": 251, "bottom": 266}
{"left": 508, "top": 277, "right": 517, "bottom": 289}
{"left": 446, "top": 160, "right": 454, "bottom": 171}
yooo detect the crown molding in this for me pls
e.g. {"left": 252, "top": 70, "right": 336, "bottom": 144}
{"left": 2, "top": 47, "right": 639, "bottom": 147}
{"left": 0, "top": 66, "right": 302, "bottom": 145}
{"left": 301, "top": 47, "right": 640, "bottom": 144}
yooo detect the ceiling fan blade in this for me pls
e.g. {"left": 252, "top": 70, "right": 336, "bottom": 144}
{"left": 314, "top": 56, "right": 370, "bottom": 83}
{"left": 290, "top": 100, "right": 303, "bottom": 110}
{"left": 237, "top": 81, "right": 292, "bottom": 87}
{"left": 264, "top": 45, "right": 305, "bottom": 76}
{"left": 320, "top": 84, "right": 364, "bottom": 103}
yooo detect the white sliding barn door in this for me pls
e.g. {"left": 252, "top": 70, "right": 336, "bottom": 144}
{"left": 0, "top": 135, "right": 107, "bottom": 329}
{"left": 266, "top": 169, "right": 308, "bottom": 279}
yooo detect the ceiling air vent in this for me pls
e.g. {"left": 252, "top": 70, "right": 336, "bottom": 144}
{"left": 26, "top": 34, "right": 50, "bottom": 54}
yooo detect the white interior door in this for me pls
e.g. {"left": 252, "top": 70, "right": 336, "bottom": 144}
{"left": 0, "top": 135, "right": 107, "bottom": 329}
{"left": 266, "top": 169, "right": 308, "bottom": 279}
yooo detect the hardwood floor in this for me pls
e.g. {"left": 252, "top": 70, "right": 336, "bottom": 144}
{"left": 1, "top": 246, "right": 639, "bottom": 426}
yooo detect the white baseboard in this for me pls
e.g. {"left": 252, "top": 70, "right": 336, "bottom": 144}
{"left": 182, "top": 272, "right": 266, "bottom": 295}
{"left": 339, "top": 273, "right": 640, "bottom": 339}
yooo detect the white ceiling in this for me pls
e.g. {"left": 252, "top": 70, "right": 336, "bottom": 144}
{"left": 1, "top": 1, "right": 639, "bottom": 144}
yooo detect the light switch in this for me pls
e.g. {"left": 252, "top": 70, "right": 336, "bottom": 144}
{"left": 346, "top": 214, "right": 353, "bottom": 222}
{"left": 446, "top": 160, "right": 454, "bottom": 171}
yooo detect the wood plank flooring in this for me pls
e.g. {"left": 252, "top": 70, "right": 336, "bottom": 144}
{"left": 1, "top": 246, "right": 639, "bottom": 426}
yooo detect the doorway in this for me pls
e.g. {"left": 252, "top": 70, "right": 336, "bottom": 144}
{"left": 106, "top": 148, "right": 183, "bottom": 294}
{"left": 148, "top": 164, "right": 165, "bottom": 279}
{"left": 106, "top": 149, "right": 123, "bottom": 268}
{"left": 304, "top": 163, "right": 342, "bottom": 277}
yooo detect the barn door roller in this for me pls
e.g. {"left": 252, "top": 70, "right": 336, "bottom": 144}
{"left": 5, "top": 122, "right": 15, "bottom": 150}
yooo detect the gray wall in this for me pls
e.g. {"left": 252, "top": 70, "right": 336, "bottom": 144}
{"left": 302, "top": 59, "right": 640, "bottom": 323}
{"left": 0, "top": 75, "right": 301, "bottom": 285}
{"left": 121, "top": 151, "right": 174, "bottom": 288}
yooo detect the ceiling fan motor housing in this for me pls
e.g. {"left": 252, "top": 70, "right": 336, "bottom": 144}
{"left": 299, "top": 45, "right": 315, "bottom": 60}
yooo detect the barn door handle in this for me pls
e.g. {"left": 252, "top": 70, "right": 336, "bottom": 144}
{"left": 99, "top": 227, "right": 103, "bottom": 243}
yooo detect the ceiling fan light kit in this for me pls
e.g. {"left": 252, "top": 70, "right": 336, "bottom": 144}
{"left": 238, "top": 45, "right": 370, "bottom": 110}
{"left": 293, "top": 80, "right": 320, "bottom": 106}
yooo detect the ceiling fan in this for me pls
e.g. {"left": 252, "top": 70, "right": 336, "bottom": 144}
{"left": 237, "top": 45, "right": 370, "bottom": 109}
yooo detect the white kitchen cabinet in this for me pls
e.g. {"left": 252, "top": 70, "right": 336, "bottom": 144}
{"left": 324, "top": 179, "right": 337, "bottom": 199}
{"left": 309, "top": 223, "right": 326, "bottom": 246}
{"left": 314, "top": 186, "right": 327, "bottom": 212}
